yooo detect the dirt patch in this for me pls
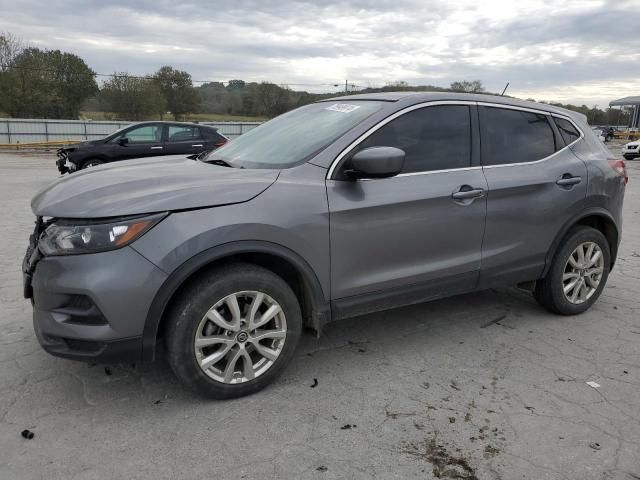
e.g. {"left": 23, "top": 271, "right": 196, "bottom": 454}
{"left": 483, "top": 445, "right": 500, "bottom": 458}
{"left": 401, "top": 435, "right": 478, "bottom": 479}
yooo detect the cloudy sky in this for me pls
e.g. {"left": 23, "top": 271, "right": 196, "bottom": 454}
{"left": 2, "top": 0, "right": 639, "bottom": 106}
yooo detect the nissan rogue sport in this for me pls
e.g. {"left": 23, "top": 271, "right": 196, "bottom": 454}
{"left": 23, "top": 92, "right": 627, "bottom": 399}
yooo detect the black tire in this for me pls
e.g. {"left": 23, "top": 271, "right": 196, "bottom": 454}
{"left": 81, "top": 159, "right": 104, "bottom": 169}
{"left": 534, "top": 226, "right": 610, "bottom": 315}
{"left": 165, "top": 263, "right": 302, "bottom": 399}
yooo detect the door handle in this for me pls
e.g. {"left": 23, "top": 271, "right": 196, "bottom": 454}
{"left": 556, "top": 175, "right": 581, "bottom": 186}
{"left": 150, "top": 146, "right": 163, "bottom": 150}
{"left": 452, "top": 187, "right": 485, "bottom": 200}
{"left": 191, "top": 144, "right": 204, "bottom": 148}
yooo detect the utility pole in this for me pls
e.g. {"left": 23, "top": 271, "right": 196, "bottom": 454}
{"left": 345, "top": 79, "right": 348, "bottom": 95}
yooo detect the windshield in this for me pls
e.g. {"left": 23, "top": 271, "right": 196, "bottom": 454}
{"left": 204, "top": 101, "right": 383, "bottom": 168}
{"left": 105, "top": 124, "right": 133, "bottom": 140}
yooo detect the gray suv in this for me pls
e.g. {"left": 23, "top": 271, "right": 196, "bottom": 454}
{"left": 23, "top": 93, "right": 627, "bottom": 399}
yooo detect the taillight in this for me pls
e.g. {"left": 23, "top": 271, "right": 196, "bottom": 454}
{"left": 608, "top": 159, "right": 628, "bottom": 185}
{"left": 214, "top": 139, "right": 227, "bottom": 147}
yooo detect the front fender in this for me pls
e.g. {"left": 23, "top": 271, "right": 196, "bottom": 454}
{"left": 139, "top": 240, "right": 330, "bottom": 362}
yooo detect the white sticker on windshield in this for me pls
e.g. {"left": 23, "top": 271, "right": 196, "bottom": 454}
{"left": 325, "top": 103, "right": 361, "bottom": 113}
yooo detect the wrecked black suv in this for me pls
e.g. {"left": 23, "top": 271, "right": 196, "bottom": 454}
{"left": 56, "top": 121, "right": 228, "bottom": 173}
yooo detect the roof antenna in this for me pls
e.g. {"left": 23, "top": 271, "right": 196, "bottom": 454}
{"left": 501, "top": 82, "right": 510, "bottom": 96}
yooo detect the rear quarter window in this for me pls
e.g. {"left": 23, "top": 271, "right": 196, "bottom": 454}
{"left": 168, "top": 126, "right": 201, "bottom": 142}
{"left": 554, "top": 117, "right": 581, "bottom": 145}
{"left": 480, "top": 107, "right": 557, "bottom": 166}
{"left": 202, "top": 128, "right": 225, "bottom": 141}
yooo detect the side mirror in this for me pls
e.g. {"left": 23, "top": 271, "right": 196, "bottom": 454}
{"left": 348, "top": 146, "right": 405, "bottom": 179}
{"left": 118, "top": 137, "right": 129, "bottom": 146}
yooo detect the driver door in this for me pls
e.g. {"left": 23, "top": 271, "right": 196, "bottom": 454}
{"left": 112, "top": 124, "right": 166, "bottom": 160}
{"left": 326, "top": 103, "right": 488, "bottom": 318}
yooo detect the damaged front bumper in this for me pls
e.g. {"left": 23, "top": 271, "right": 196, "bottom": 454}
{"left": 24, "top": 219, "right": 168, "bottom": 363}
{"left": 56, "top": 148, "right": 77, "bottom": 174}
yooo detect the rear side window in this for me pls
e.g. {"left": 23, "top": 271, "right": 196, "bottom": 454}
{"left": 480, "top": 107, "right": 556, "bottom": 166}
{"left": 168, "top": 125, "right": 201, "bottom": 142}
{"left": 554, "top": 117, "right": 581, "bottom": 145}
{"left": 358, "top": 105, "right": 472, "bottom": 173}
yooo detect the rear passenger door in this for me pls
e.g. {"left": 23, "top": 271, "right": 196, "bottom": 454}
{"left": 165, "top": 125, "right": 207, "bottom": 155}
{"left": 327, "top": 103, "right": 488, "bottom": 314}
{"left": 478, "top": 105, "right": 587, "bottom": 287}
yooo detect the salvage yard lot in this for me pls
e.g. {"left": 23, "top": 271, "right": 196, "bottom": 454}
{"left": 1, "top": 149, "right": 639, "bottom": 479}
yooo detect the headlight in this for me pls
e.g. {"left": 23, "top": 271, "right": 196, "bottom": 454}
{"left": 38, "top": 213, "right": 167, "bottom": 256}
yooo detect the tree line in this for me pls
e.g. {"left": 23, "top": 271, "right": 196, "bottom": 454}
{"left": 0, "top": 31, "right": 632, "bottom": 125}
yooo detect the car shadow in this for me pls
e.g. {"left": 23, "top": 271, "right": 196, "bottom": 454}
{"left": 42, "top": 285, "right": 559, "bottom": 409}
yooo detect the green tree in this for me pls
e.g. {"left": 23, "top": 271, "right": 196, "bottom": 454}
{"left": 450, "top": 80, "right": 485, "bottom": 93}
{"left": 0, "top": 31, "right": 23, "bottom": 114}
{"left": 1, "top": 47, "right": 97, "bottom": 118}
{"left": 254, "top": 82, "right": 291, "bottom": 117}
{"left": 153, "top": 66, "right": 199, "bottom": 120}
{"left": 99, "top": 73, "right": 166, "bottom": 120}
{"left": 199, "top": 81, "right": 231, "bottom": 114}
{"left": 226, "top": 79, "right": 246, "bottom": 91}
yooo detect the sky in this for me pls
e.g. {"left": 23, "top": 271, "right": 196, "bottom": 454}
{"left": 1, "top": 0, "right": 639, "bottom": 107}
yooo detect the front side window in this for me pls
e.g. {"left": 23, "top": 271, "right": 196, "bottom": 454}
{"left": 356, "top": 105, "right": 472, "bottom": 173}
{"left": 480, "top": 107, "right": 556, "bottom": 166}
{"left": 168, "top": 126, "right": 201, "bottom": 142}
{"left": 554, "top": 117, "right": 581, "bottom": 145}
{"left": 205, "top": 101, "right": 383, "bottom": 169}
{"left": 121, "top": 125, "right": 163, "bottom": 144}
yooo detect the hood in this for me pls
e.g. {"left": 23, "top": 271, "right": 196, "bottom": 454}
{"left": 62, "top": 139, "right": 102, "bottom": 150}
{"left": 625, "top": 140, "right": 639, "bottom": 146}
{"left": 32, "top": 155, "right": 279, "bottom": 218}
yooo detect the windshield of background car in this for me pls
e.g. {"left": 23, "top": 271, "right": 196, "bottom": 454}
{"left": 205, "top": 101, "right": 383, "bottom": 168}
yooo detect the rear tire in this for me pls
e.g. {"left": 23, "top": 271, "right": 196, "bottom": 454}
{"left": 534, "top": 226, "right": 610, "bottom": 315}
{"left": 165, "top": 263, "right": 302, "bottom": 399}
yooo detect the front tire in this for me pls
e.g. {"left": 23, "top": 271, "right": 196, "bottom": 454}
{"left": 81, "top": 159, "right": 104, "bottom": 169}
{"left": 165, "top": 263, "right": 302, "bottom": 399}
{"left": 534, "top": 226, "right": 610, "bottom": 315}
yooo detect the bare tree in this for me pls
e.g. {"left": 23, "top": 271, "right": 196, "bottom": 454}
{"left": 386, "top": 80, "right": 409, "bottom": 88}
{"left": 0, "top": 31, "right": 22, "bottom": 71}
{"left": 450, "top": 80, "right": 485, "bottom": 93}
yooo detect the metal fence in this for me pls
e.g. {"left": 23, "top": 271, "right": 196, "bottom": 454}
{"left": 0, "top": 118, "right": 262, "bottom": 145}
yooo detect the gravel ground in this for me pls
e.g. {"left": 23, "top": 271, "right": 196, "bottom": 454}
{"left": 0, "top": 146, "right": 639, "bottom": 480}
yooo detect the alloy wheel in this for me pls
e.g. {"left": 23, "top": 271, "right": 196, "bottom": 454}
{"left": 562, "top": 242, "right": 604, "bottom": 304}
{"left": 194, "top": 291, "right": 287, "bottom": 384}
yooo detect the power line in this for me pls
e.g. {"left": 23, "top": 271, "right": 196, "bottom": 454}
{"left": 0, "top": 63, "right": 346, "bottom": 87}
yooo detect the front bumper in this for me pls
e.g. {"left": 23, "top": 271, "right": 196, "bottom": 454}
{"left": 56, "top": 148, "right": 79, "bottom": 174}
{"left": 28, "top": 246, "right": 168, "bottom": 363}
